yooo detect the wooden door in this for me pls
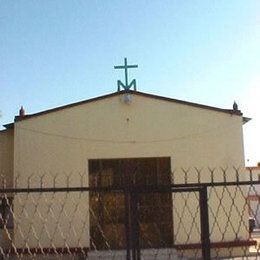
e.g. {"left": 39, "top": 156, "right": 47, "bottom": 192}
{"left": 89, "top": 157, "right": 173, "bottom": 249}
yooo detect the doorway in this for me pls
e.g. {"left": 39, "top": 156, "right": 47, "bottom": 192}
{"left": 89, "top": 157, "right": 173, "bottom": 249}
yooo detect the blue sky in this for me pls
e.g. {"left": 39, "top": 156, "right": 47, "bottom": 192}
{"left": 1, "top": 1, "right": 259, "bottom": 165}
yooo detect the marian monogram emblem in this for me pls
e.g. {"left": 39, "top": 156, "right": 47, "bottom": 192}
{"left": 114, "top": 58, "right": 138, "bottom": 91}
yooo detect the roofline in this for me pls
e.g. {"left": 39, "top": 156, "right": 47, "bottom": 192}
{"left": 3, "top": 123, "right": 14, "bottom": 129}
{"left": 4, "top": 90, "right": 243, "bottom": 127}
{"left": 134, "top": 91, "right": 243, "bottom": 116}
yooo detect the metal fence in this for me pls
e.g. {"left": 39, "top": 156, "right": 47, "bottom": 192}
{"left": 0, "top": 168, "right": 260, "bottom": 259}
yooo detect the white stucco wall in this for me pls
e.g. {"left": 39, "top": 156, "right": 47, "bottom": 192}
{"left": 13, "top": 93, "right": 245, "bottom": 175}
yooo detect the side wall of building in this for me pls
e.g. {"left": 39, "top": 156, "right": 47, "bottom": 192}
{"left": 0, "top": 129, "right": 14, "bottom": 249}
{"left": 0, "top": 129, "right": 14, "bottom": 188}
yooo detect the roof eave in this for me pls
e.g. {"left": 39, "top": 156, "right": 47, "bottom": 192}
{"left": 3, "top": 123, "right": 14, "bottom": 129}
{"left": 243, "top": 117, "right": 252, "bottom": 125}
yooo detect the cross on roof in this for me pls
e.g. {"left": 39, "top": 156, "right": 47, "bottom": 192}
{"left": 114, "top": 58, "right": 138, "bottom": 91}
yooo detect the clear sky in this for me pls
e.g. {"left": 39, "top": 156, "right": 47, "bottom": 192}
{"left": 0, "top": 1, "right": 259, "bottom": 165}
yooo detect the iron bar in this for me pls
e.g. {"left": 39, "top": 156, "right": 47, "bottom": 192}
{"left": 124, "top": 187, "right": 131, "bottom": 260}
{"left": 199, "top": 186, "right": 211, "bottom": 260}
{"left": 1, "top": 180, "right": 260, "bottom": 194}
{"left": 131, "top": 191, "right": 140, "bottom": 260}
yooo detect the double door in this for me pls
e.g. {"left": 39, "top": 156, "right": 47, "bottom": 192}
{"left": 89, "top": 157, "right": 173, "bottom": 249}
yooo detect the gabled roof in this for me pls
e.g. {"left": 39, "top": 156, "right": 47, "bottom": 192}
{"left": 3, "top": 90, "right": 248, "bottom": 129}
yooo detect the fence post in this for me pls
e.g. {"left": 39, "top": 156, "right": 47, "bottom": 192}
{"left": 200, "top": 186, "right": 211, "bottom": 260}
{"left": 124, "top": 187, "right": 131, "bottom": 260}
{"left": 129, "top": 188, "right": 140, "bottom": 260}
{"left": 125, "top": 185, "right": 141, "bottom": 260}
{"left": 132, "top": 190, "right": 140, "bottom": 260}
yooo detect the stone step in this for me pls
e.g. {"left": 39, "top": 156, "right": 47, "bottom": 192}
{"left": 87, "top": 248, "right": 186, "bottom": 259}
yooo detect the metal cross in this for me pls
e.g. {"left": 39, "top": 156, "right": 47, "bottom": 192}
{"left": 114, "top": 58, "right": 138, "bottom": 91}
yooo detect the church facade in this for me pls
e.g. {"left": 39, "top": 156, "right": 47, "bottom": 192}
{"left": 0, "top": 89, "right": 251, "bottom": 257}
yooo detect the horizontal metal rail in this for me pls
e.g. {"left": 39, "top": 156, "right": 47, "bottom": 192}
{"left": 0, "top": 180, "right": 259, "bottom": 193}
{"left": 0, "top": 186, "right": 202, "bottom": 194}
